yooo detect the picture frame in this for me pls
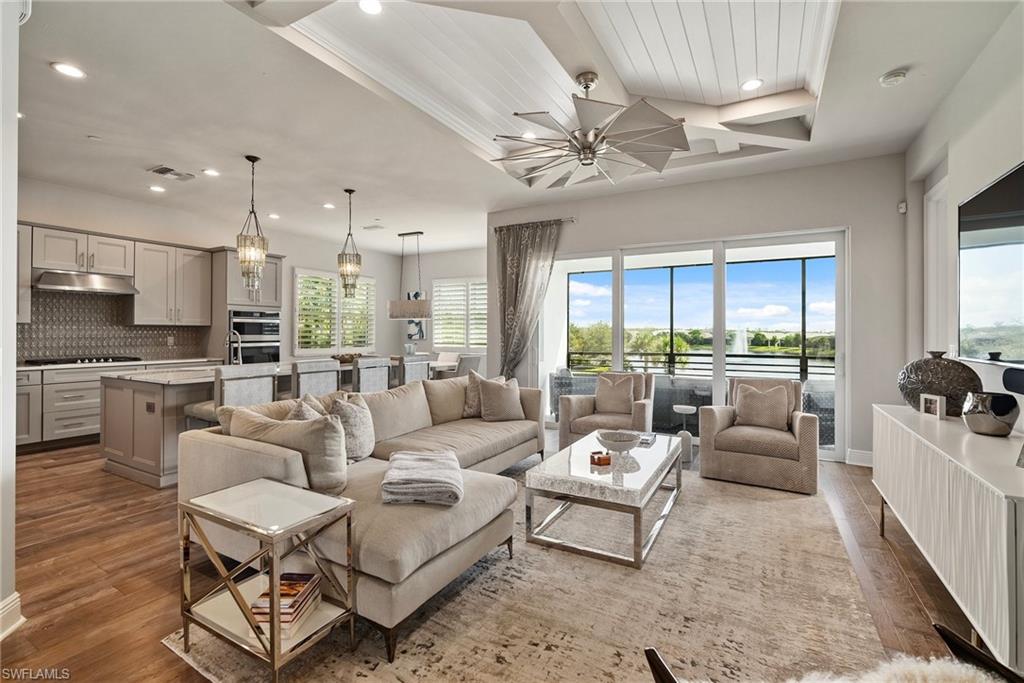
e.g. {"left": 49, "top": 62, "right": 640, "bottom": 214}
{"left": 920, "top": 393, "right": 946, "bottom": 420}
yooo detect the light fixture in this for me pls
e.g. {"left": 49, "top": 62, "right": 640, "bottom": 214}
{"left": 268, "top": 213, "right": 280, "bottom": 220}
{"left": 740, "top": 78, "right": 763, "bottom": 91}
{"left": 51, "top": 62, "right": 85, "bottom": 79}
{"left": 359, "top": 0, "right": 382, "bottom": 15}
{"left": 202, "top": 168, "right": 220, "bottom": 177}
{"left": 879, "top": 68, "right": 908, "bottom": 88}
{"left": 149, "top": 185, "right": 165, "bottom": 193}
{"left": 323, "top": 203, "right": 335, "bottom": 209}
{"left": 522, "top": 131, "right": 536, "bottom": 139}
{"left": 337, "top": 189, "right": 363, "bottom": 298}
{"left": 388, "top": 231, "right": 432, "bottom": 320}
{"left": 16, "top": 112, "right": 23, "bottom": 119}
{"left": 236, "top": 154, "right": 269, "bottom": 293}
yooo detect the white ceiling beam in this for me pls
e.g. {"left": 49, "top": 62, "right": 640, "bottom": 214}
{"left": 718, "top": 89, "right": 816, "bottom": 125}
{"left": 225, "top": 0, "right": 333, "bottom": 27}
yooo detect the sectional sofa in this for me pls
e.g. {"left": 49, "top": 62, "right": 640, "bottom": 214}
{"left": 177, "top": 376, "right": 543, "bottom": 661}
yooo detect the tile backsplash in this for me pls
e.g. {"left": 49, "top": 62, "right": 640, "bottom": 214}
{"left": 17, "top": 291, "right": 208, "bottom": 362}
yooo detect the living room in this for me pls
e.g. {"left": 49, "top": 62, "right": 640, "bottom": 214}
{"left": 1, "top": 0, "right": 1023, "bottom": 681}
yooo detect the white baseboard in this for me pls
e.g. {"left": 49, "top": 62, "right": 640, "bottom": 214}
{"left": 0, "top": 591, "right": 25, "bottom": 640}
{"left": 846, "top": 448, "right": 873, "bottom": 468}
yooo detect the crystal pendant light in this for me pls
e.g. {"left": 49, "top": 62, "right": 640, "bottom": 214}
{"left": 337, "top": 188, "right": 362, "bottom": 297}
{"left": 236, "top": 154, "right": 268, "bottom": 292}
{"left": 387, "top": 231, "right": 432, "bottom": 320}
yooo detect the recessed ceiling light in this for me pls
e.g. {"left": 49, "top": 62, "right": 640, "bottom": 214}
{"left": 323, "top": 203, "right": 335, "bottom": 209}
{"left": 202, "top": 168, "right": 220, "bottom": 177}
{"left": 16, "top": 112, "right": 23, "bottom": 119}
{"left": 149, "top": 185, "right": 166, "bottom": 193}
{"left": 51, "top": 62, "right": 86, "bottom": 79}
{"left": 522, "top": 131, "right": 537, "bottom": 140}
{"left": 268, "top": 213, "right": 280, "bottom": 219}
{"left": 740, "top": 78, "right": 763, "bottom": 92}
{"left": 879, "top": 69, "right": 908, "bottom": 88}
{"left": 359, "top": 0, "right": 382, "bottom": 14}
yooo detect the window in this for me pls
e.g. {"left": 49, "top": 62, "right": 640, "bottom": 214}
{"left": 294, "top": 270, "right": 375, "bottom": 354}
{"left": 339, "top": 277, "right": 375, "bottom": 350}
{"left": 432, "top": 278, "right": 487, "bottom": 349}
{"left": 567, "top": 270, "right": 612, "bottom": 373}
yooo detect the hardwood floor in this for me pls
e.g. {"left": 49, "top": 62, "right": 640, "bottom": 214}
{"left": 1, "top": 444, "right": 968, "bottom": 681}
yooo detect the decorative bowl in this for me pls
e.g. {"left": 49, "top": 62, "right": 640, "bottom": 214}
{"left": 596, "top": 430, "right": 641, "bottom": 454}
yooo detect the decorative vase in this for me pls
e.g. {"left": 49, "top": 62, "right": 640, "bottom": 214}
{"left": 962, "top": 392, "right": 1020, "bottom": 437}
{"left": 988, "top": 351, "right": 1003, "bottom": 361}
{"left": 897, "top": 351, "right": 982, "bottom": 418}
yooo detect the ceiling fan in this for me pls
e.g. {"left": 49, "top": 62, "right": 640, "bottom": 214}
{"left": 493, "top": 71, "right": 690, "bottom": 188}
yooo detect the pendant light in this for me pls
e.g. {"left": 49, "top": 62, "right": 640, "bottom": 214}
{"left": 337, "top": 188, "right": 362, "bottom": 297}
{"left": 236, "top": 154, "right": 269, "bottom": 292}
{"left": 387, "top": 231, "right": 432, "bottom": 320}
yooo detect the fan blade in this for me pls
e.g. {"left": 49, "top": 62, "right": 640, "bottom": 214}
{"left": 611, "top": 144, "right": 674, "bottom": 172}
{"left": 605, "top": 125, "right": 689, "bottom": 151}
{"left": 605, "top": 99, "right": 681, "bottom": 136}
{"left": 514, "top": 111, "right": 573, "bottom": 136}
{"left": 492, "top": 145, "right": 571, "bottom": 162}
{"left": 599, "top": 158, "right": 640, "bottom": 182}
{"left": 571, "top": 94, "right": 624, "bottom": 133}
{"left": 565, "top": 162, "right": 600, "bottom": 186}
{"left": 520, "top": 155, "right": 576, "bottom": 180}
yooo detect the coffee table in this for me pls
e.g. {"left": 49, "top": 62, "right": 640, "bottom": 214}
{"left": 525, "top": 431, "right": 683, "bottom": 569}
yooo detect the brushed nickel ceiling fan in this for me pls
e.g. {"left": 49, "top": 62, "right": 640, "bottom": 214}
{"left": 493, "top": 72, "right": 690, "bottom": 188}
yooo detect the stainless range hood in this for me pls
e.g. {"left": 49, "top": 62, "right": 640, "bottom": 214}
{"left": 33, "top": 270, "right": 139, "bottom": 295}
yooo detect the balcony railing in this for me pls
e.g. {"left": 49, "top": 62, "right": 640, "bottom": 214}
{"left": 568, "top": 351, "right": 835, "bottom": 381}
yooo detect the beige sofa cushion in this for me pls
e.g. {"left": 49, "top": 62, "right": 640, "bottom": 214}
{"left": 595, "top": 374, "right": 633, "bottom": 414}
{"left": 734, "top": 384, "right": 789, "bottom": 431}
{"left": 361, "top": 382, "right": 433, "bottom": 442}
{"left": 373, "top": 418, "right": 537, "bottom": 469}
{"left": 422, "top": 376, "right": 470, "bottom": 425}
{"left": 479, "top": 377, "right": 525, "bottom": 422}
{"left": 715, "top": 425, "right": 799, "bottom": 461}
{"left": 328, "top": 393, "right": 375, "bottom": 462}
{"left": 570, "top": 412, "right": 632, "bottom": 434}
{"left": 229, "top": 408, "right": 348, "bottom": 493}
{"left": 217, "top": 398, "right": 299, "bottom": 435}
{"left": 333, "top": 458, "right": 517, "bottom": 583}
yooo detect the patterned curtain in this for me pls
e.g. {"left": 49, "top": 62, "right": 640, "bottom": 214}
{"left": 495, "top": 220, "right": 562, "bottom": 377}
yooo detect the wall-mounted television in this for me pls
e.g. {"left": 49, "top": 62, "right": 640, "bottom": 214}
{"left": 958, "top": 160, "right": 1024, "bottom": 365}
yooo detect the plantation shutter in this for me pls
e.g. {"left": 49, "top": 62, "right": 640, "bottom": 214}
{"left": 468, "top": 281, "right": 488, "bottom": 348}
{"left": 339, "top": 277, "right": 375, "bottom": 349}
{"left": 295, "top": 272, "right": 338, "bottom": 351}
{"left": 432, "top": 281, "right": 468, "bottom": 347}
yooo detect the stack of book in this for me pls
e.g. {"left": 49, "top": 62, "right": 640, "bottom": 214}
{"left": 249, "top": 573, "right": 321, "bottom": 641}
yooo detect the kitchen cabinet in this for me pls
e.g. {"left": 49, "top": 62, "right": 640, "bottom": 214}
{"left": 17, "top": 224, "right": 31, "bottom": 323}
{"left": 32, "top": 227, "right": 87, "bottom": 271}
{"left": 16, "top": 385, "right": 41, "bottom": 445}
{"left": 87, "top": 235, "right": 134, "bottom": 275}
{"left": 134, "top": 243, "right": 210, "bottom": 326}
{"left": 226, "top": 251, "right": 282, "bottom": 308}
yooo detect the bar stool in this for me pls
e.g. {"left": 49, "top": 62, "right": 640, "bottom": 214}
{"left": 183, "top": 363, "right": 278, "bottom": 429}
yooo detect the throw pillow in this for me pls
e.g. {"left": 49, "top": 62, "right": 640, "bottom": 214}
{"left": 285, "top": 400, "right": 322, "bottom": 421}
{"left": 464, "top": 370, "right": 505, "bottom": 418}
{"left": 299, "top": 393, "right": 327, "bottom": 415}
{"left": 734, "top": 384, "right": 790, "bottom": 431}
{"left": 479, "top": 377, "right": 525, "bottom": 422}
{"left": 217, "top": 399, "right": 298, "bottom": 436}
{"left": 230, "top": 408, "right": 347, "bottom": 494}
{"left": 595, "top": 374, "right": 634, "bottom": 414}
{"left": 422, "top": 375, "right": 470, "bottom": 424}
{"left": 327, "top": 393, "right": 375, "bottom": 462}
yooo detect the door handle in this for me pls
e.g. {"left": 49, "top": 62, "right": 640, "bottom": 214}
{"left": 62, "top": 394, "right": 86, "bottom": 399}
{"left": 177, "top": 308, "right": 181, "bottom": 322}
{"left": 78, "top": 252, "right": 84, "bottom": 268}
{"left": 168, "top": 307, "right": 173, "bottom": 320}
{"left": 62, "top": 422, "right": 85, "bottom": 429}
{"left": 89, "top": 253, "right": 95, "bottom": 270}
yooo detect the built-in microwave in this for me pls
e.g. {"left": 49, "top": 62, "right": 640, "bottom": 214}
{"left": 238, "top": 341, "right": 280, "bottom": 365}
{"left": 227, "top": 309, "right": 281, "bottom": 364}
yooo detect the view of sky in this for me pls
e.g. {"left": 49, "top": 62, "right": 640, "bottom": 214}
{"left": 568, "top": 257, "right": 836, "bottom": 333}
{"left": 960, "top": 242, "right": 1024, "bottom": 327}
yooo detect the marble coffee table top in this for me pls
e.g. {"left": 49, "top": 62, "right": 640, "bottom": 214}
{"left": 526, "top": 432, "right": 681, "bottom": 508}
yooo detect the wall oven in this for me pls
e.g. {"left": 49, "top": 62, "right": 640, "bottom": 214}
{"left": 227, "top": 309, "right": 281, "bottom": 364}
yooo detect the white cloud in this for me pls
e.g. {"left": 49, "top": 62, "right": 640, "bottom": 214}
{"left": 735, "top": 304, "right": 791, "bottom": 319}
{"left": 570, "top": 298, "right": 591, "bottom": 308}
{"left": 809, "top": 300, "right": 835, "bottom": 315}
{"left": 569, "top": 281, "right": 611, "bottom": 298}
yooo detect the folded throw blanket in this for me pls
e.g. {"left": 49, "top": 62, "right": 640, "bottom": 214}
{"left": 381, "top": 450, "right": 464, "bottom": 506}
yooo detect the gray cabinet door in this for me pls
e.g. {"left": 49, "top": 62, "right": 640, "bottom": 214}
{"left": 32, "top": 227, "right": 87, "bottom": 271}
{"left": 16, "top": 385, "right": 42, "bottom": 445}
{"left": 87, "top": 235, "right": 135, "bottom": 275}
{"left": 257, "top": 257, "right": 283, "bottom": 307}
{"left": 133, "top": 243, "right": 176, "bottom": 325}
{"left": 175, "top": 249, "right": 212, "bottom": 325}
{"left": 17, "top": 224, "right": 31, "bottom": 323}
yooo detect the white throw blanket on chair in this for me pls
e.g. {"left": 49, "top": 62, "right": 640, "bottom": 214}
{"left": 381, "top": 451, "right": 464, "bottom": 506}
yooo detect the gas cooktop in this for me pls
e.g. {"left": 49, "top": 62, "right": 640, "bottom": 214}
{"left": 23, "top": 356, "right": 143, "bottom": 366}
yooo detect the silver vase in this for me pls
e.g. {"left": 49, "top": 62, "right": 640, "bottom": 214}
{"left": 897, "top": 351, "right": 982, "bottom": 417}
{"left": 962, "top": 392, "right": 1020, "bottom": 437}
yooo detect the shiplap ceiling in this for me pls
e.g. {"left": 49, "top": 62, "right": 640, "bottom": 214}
{"left": 292, "top": 1, "right": 579, "bottom": 158}
{"left": 579, "top": 0, "right": 839, "bottom": 106}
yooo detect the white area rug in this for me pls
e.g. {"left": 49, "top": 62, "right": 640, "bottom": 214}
{"left": 164, "top": 458, "right": 889, "bottom": 681}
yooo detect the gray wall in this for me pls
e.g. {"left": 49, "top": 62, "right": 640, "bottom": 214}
{"left": 487, "top": 153, "right": 910, "bottom": 455}
{"left": 400, "top": 247, "right": 487, "bottom": 353}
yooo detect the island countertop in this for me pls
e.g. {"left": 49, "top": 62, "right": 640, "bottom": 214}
{"left": 99, "top": 362, "right": 358, "bottom": 386}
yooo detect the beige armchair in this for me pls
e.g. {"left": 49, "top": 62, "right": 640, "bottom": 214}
{"left": 559, "top": 372, "right": 655, "bottom": 449}
{"left": 699, "top": 377, "right": 818, "bottom": 494}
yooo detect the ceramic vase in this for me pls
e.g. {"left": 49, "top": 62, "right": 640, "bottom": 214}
{"left": 897, "top": 351, "right": 982, "bottom": 417}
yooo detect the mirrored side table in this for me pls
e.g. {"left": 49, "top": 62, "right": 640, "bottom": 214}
{"left": 179, "top": 478, "right": 355, "bottom": 683}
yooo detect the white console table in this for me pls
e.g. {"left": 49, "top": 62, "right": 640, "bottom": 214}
{"left": 873, "top": 404, "right": 1024, "bottom": 671}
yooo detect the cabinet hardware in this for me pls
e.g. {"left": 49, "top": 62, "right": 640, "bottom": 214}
{"left": 78, "top": 252, "right": 84, "bottom": 268}
{"left": 177, "top": 308, "right": 181, "bottom": 321}
{"left": 168, "top": 307, "right": 173, "bottom": 320}
{"left": 89, "top": 253, "right": 95, "bottom": 269}
{"left": 61, "top": 422, "right": 85, "bottom": 428}
{"left": 62, "top": 394, "right": 86, "bottom": 400}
